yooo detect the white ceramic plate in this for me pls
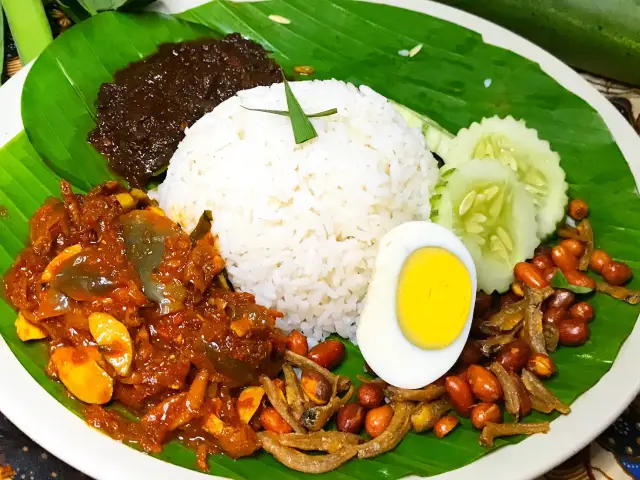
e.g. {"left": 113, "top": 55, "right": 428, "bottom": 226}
{"left": 1, "top": 1, "right": 639, "bottom": 479}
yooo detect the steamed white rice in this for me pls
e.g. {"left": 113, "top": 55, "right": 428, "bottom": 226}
{"left": 152, "top": 80, "right": 439, "bottom": 342}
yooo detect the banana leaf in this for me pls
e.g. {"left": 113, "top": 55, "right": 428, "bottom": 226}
{"left": 77, "top": 0, "right": 158, "bottom": 15}
{"left": 7, "top": 0, "right": 640, "bottom": 478}
{"left": 0, "top": 133, "right": 74, "bottom": 408}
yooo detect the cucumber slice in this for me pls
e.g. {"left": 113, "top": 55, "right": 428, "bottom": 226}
{"left": 390, "top": 101, "right": 454, "bottom": 159}
{"left": 445, "top": 116, "right": 568, "bottom": 239}
{"left": 433, "top": 159, "right": 540, "bottom": 293}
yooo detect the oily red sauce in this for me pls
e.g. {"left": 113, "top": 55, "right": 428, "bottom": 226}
{"left": 88, "top": 34, "right": 282, "bottom": 187}
{"left": 3, "top": 180, "right": 286, "bottom": 463}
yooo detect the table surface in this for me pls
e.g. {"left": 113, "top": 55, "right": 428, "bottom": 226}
{"left": 1, "top": 7, "right": 640, "bottom": 480}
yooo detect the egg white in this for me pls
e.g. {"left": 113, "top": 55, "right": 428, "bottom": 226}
{"left": 356, "top": 221, "right": 477, "bottom": 389}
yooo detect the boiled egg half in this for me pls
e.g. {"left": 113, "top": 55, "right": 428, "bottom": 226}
{"left": 357, "top": 221, "right": 477, "bottom": 389}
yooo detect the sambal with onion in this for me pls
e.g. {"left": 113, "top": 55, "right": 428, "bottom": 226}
{"left": 3, "top": 180, "right": 287, "bottom": 464}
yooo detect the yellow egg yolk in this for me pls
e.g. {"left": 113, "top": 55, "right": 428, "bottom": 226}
{"left": 397, "top": 247, "right": 472, "bottom": 349}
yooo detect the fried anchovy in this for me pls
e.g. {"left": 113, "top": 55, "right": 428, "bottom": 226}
{"left": 523, "top": 286, "right": 553, "bottom": 355}
{"left": 301, "top": 385, "right": 354, "bottom": 431}
{"left": 283, "top": 363, "right": 308, "bottom": 421}
{"left": 260, "top": 375, "right": 306, "bottom": 434}
{"left": 284, "top": 350, "right": 350, "bottom": 392}
{"left": 480, "top": 422, "right": 550, "bottom": 447}
{"left": 277, "top": 431, "right": 363, "bottom": 452}
{"left": 357, "top": 402, "right": 413, "bottom": 459}
{"left": 385, "top": 384, "right": 446, "bottom": 402}
{"left": 410, "top": 398, "right": 452, "bottom": 433}
{"left": 596, "top": 282, "right": 640, "bottom": 305}
{"left": 480, "top": 422, "right": 549, "bottom": 447}
{"left": 258, "top": 431, "right": 358, "bottom": 473}
{"left": 489, "top": 362, "right": 522, "bottom": 419}
{"left": 577, "top": 219, "right": 594, "bottom": 271}
{"left": 521, "top": 370, "right": 570, "bottom": 415}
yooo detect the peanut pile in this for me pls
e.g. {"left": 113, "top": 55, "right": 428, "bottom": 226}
{"left": 250, "top": 197, "right": 638, "bottom": 472}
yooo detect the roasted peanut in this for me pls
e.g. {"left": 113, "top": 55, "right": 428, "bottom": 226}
{"left": 260, "top": 407, "right": 293, "bottom": 434}
{"left": 474, "top": 292, "right": 493, "bottom": 318}
{"left": 547, "top": 289, "right": 575, "bottom": 309}
{"left": 337, "top": 403, "right": 366, "bottom": 434}
{"left": 308, "top": 339, "right": 345, "bottom": 370}
{"left": 589, "top": 249, "right": 612, "bottom": 273}
{"left": 433, "top": 416, "right": 459, "bottom": 438}
{"left": 602, "top": 261, "right": 633, "bottom": 286}
{"left": 543, "top": 267, "right": 557, "bottom": 284}
{"left": 542, "top": 307, "right": 568, "bottom": 327}
{"left": 467, "top": 365, "right": 503, "bottom": 403}
{"left": 445, "top": 376, "right": 474, "bottom": 417}
{"left": 558, "top": 319, "right": 590, "bottom": 346}
{"left": 249, "top": 413, "right": 262, "bottom": 432}
{"left": 500, "top": 291, "right": 521, "bottom": 309}
{"left": 495, "top": 340, "right": 531, "bottom": 372}
{"left": 454, "top": 366, "right": 470, "bottom": 384}
{"left": 357, "top": 382, "right": 384, "bottom": 409}
{"left": 286, "top": 330, "right": 308, "bottom": 357}
{"left": 470, "top": 403, "right": 502, "bottom": 430}
{"left": 514, "top": 262, "right": 547, "bottom": 289}
{"left": 569, "top": 302, "right": 594, "bottom": 323}
{"left": 559, "top": 239, "right": 585, "bottom": 258}
{"left": 458, "top": 340, "right": 483, "bottom": 367}
{"left": 365, "top": 405, "right": 394, "bottom": 438}
{"left": 526, "top": 353, "right": 556, "bottom": 378}
{"left": 300, "top": 369, "right": 332, "bottom": 405}
{"left": 568, "top": 199, "right": 588, "bottom": 220}
{"left": 563, "top": 270, "right": 596, "bottom": 289}
{"left": 551, "top": 245, "right": 578, "bottom": 271}
{"left": 531, "top": 254, "right": 554, "bottom": 272}
{"left": 534, "top": 245, "right": 553, "bottom": 257}
{"left": 513, "top": 373, "right": 532, "bottom": 417}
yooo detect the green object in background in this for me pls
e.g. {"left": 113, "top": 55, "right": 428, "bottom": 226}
{"left": 76, "top": 0, "right": 156, "bottom": 15}
{"left": 8, "top": 0, "right": 640, "bottom": 478}
{"left": 0, "top": 0, "right": 52, "bottom": 64}
{"left": 433, "top": 0, "right": 640, "bottom": 86}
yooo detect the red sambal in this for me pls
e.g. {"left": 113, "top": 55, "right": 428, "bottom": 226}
{"left": 3, "top": 180, "right": 286, "bottom": 466}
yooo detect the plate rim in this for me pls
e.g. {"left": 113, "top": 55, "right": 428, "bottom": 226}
{"left": 1, "top": 1, "right": 639, "bottom": 479}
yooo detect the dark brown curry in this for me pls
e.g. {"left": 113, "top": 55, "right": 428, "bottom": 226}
{"left": 88, "top": 34, "right": 282, "bottom": 187}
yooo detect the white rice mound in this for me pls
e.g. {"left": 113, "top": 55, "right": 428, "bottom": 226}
{"left": 152, "top": 80, "right": 439, "bottom": 342}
